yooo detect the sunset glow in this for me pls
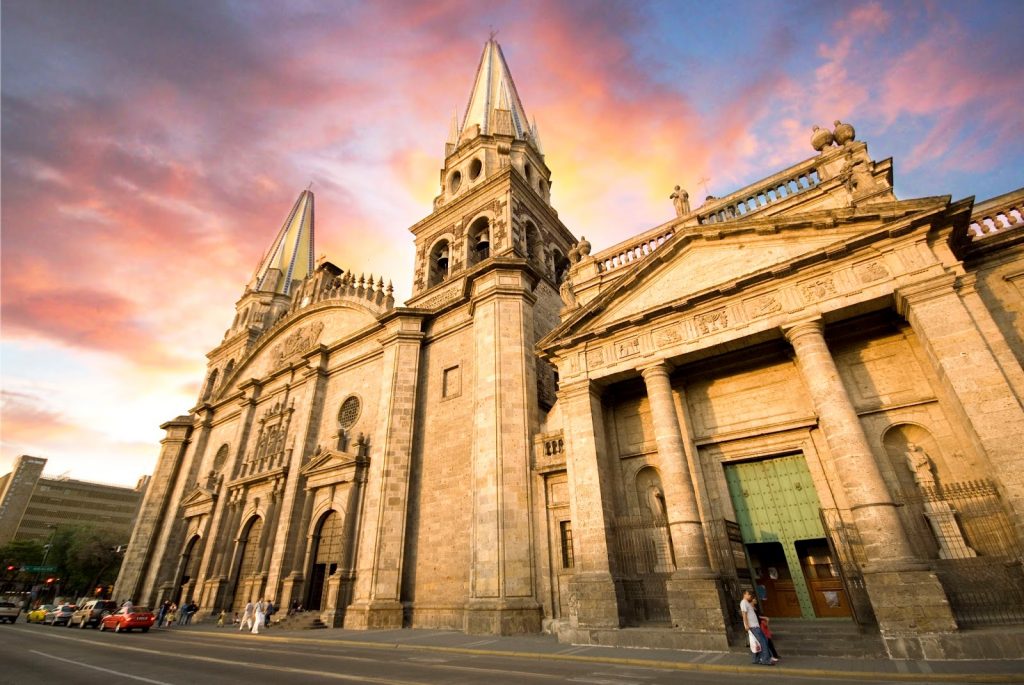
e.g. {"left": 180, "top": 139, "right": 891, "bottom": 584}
{"left": 2, "top": 0, "right": 1022, "bottom": 485}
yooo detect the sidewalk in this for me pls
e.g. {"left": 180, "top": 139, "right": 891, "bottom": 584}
{"left": 174, "top": 623, "right": 1024, "bottom": 683}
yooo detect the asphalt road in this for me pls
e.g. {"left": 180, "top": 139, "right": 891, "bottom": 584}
{"left": 0, "top": 620, "right": 1013, "bottom": 685}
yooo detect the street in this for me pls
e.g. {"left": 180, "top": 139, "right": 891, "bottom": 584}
{"left": 0, "top": 621, "right": 1019, "bottom": 685}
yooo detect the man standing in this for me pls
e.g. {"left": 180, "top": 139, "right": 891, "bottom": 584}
{"left": 252, "top": 598, "right": 265, "bottom": 634}
{"left": 238, "top": 601, "right": 254, "bottom": 631}
{"left": 741, "top": 589, "right": 773, "bottom": 666}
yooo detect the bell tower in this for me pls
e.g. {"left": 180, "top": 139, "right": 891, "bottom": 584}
{"left": 407, "top": 39, "right": 574, "bottom": 302}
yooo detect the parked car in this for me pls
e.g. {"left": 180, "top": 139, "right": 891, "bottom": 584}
{"left": 43, "top": 604, "right": 77, "bottom": 626}
{"left": 69, "top": 599, "right": 118, "bottom": 628}
{"left": 0, "top": 601, "right": 21, "bottom": 623}
{"left": 98, "top": 606, "right": 155, "bottom": 633}
{"left": 26, "top": 604, "right": 54, "bottom": 623}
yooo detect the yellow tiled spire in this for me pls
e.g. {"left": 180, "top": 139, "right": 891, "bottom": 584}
{"left": 249, "top": 189, "right": 315, "bottom": 296}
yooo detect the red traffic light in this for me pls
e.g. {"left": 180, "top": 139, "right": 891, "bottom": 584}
{"left": 45, "top": 577, "right": 55, "bottom": 583}
{"left": 5, "top": 565, "right": 14, "bottom": 571}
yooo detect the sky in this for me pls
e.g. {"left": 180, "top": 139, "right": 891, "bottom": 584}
{"left": 2, "top": 0, "right": 1022, "bottom": 487}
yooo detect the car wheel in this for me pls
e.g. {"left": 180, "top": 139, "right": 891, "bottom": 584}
{"left": 98, "top": 622, "right": 106, "bottom": 632}
{"left": 114, "top": 622, "right": 121, "bottom": 633}
{"left": 79, "top": 617, "right": 87, "bottom": 628}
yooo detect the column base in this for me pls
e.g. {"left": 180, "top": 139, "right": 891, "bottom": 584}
{"left": 198, "top": 576, "right": 229, "bottom": 617}
{"left": 863, "top": 567, "right": 958, "bottom": 637}
{"left": 275, "top": 572, "right": 304, "bottom": 618}
{"left": 463, "top": 598, "right": 542, "bottom": 635}
{"left": 665, "top": 573, "right": 731, "bottom": 650}
{"left": 568, "top": 572, "right": 622, "bottom": 629}
{"left": 342, "top": 600, "right": 404, "bottom": 630}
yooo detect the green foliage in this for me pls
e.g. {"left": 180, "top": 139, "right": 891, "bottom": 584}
{"left": 0, "top": 539, "right": 46, "bottom": 567}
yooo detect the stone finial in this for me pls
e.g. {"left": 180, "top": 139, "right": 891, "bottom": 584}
{"left": 577, "top": 236, "right": 591, "bottom": 258}
{"left": 811, "top": 125, "right": 834, "bottom": 152}
{"left": 833, "top": 120, "right": 856, "bottom": 146}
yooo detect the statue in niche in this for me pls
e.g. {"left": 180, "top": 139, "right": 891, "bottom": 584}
{"left": 559, "top": 271, "right": 577, "bottom": 310}
{"left": 670, "top": 185, "right": 690, "bottom": 216}
{"left": 905, "top": 443, "right": 936, "bottom": 489}
{"left": 646, "top": 484, "right": 667, "bottom": 521}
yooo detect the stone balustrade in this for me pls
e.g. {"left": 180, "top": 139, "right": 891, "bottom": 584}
{"left": 697, "top": 166, "right": 822, "bottom": 225}
{"left": 594, "top": 229, "right": 675, "bottom": 274}
{"left": 969, "top": 193, "right": 1023, "bottom": 239}
{"left": 532, "top": 431, "right": 565, "bottom": 472}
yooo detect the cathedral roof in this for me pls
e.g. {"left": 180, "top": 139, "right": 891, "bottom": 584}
{"left": 460, "top": 38, "right": 535, "bottom": 145}
{"left": 249, "top": 189, "right": 315, "bottom": 296}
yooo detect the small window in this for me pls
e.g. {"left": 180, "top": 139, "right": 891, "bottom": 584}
{"left": 338, "top": 395, "right": 361, "bottom": 430}
{"left": 443, "top": 365, "right": 461, "bottom": 399}
{"left": 524, "top": 163, "right": 533, "bottom": 183}
{"left": 559, "top": 521, "right": 574, "bottom": 569}
{"left": 450, "top": 170, "right": 462, "bottom": 193}
{"left": 469, "top": 158, "right": 482, "bottom": 180}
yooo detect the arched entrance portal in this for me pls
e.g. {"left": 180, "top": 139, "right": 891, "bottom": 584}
{"left": 231, "top": 517, "right": 264, "bottom": 612}
{"left": 306, "top": 511, "right": 342, "bottom": 611}
{"left": 175, "top": 535, "right": 202, "bottom": 603}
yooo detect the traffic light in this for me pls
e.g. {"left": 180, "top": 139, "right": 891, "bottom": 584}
{"left": 46, "top": 577, "right": 54, "bottom": 584}
{"left": 5, "top": 565, "right": 14, "bottom": 571}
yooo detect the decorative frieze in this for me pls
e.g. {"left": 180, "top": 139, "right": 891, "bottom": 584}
{"left": 854, "top": 259, "right": 889, "bottom": 284}
{"left": 744, "top": 293, "right": 782, "bottom": 319}
{"left": 270, "top": 321, "right": 324, "bottom": 366}
{"left": 585, "top": 347, "right": 605, "bottom": 368}
{"left": 653, "top": 325, "right": 683, "bottom": 348}
{"left": 615, "top": 336, "right": 641, "bottom": 359}
{"left": 800, "top": 276, "right": 838, "bottom": 303}
{"left": 695, "top": 308, "right": 729, "bottom": 336}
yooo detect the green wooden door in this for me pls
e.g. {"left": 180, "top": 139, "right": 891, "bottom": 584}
{"left": 725, "top": 454, "right": 825, "bottom": 618}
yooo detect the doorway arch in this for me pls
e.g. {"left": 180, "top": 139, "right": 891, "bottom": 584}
{"left": 306, "top": 510, "right": 343, "bottom": 611}
{"left": 231, "top": 516, "right": 264, "bottom": 612}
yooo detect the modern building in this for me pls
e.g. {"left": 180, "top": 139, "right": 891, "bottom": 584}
{"left": 115, "top": 39, "right": 1024, "bottom": 659}
{"left": 0, "top": 455, "right": 149, "bottom": 545}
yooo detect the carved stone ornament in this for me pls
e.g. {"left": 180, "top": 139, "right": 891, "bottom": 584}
{"left": 586, "top": 347, "right": 605, "bottom": 368}
{"left": 616, "top": 337, "right": 640, "bottom": 358}
{"left": 270, "top": 320, "right": 325, "bottom": 365}
{"left": 811, "top": 125, "right": 834, "bottom": 152}
{"left": 833, "top": 120, "right": 856, "bottom": 146}
{"left": 695, "top": 309, "right": 728, "bottom": 336}
{"left": 801, "top": 277, "right": 837, "bottom": 303}
{"left": 653, "top": 325, "right": 682, "bottom": 348}
{"left": 855, "top": 260, "right": 889, "bottom": 284}
{"left": 747, "top": 294, "right": 782, "bottom": 318}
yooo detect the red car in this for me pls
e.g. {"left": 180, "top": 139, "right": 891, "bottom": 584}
{"left": 98, "top": 606, "right": 156, "bottom": 633}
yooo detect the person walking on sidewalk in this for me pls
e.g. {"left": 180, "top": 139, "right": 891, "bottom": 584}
{"left": 741, "top": 590, "right": 773, "bottom": 666}
{"left": 252, "top": 599, "right": 266, "bottom": 634}
{"left": 238, "top": 601, "right": 254, "bottom": 631}
{"left": 752, "top": 597, "right": 780, "bottom": 662}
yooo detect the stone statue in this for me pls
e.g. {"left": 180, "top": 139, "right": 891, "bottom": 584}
{"left": 905, "top": 443, "right": 936, "bottom": 489}
{"left": 646, "top": 484, "right": 666, "bottom": 520}
{"left": 559, "top": 271, "right": 577, "bottom": 309}
{"left": 670, "top": 185, "right": 690, "bottom": 216}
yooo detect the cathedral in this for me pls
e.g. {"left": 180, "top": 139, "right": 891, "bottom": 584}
{"left": 115, "top": 39, "right": 1024, "bottom": 660}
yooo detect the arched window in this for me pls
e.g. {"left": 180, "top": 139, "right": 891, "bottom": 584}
{"left": 202, "top": 369, "right": 219, "bottom": 401}
{"left": 428, "top": 240, "right": 450, "bottom": 287}
{"left": 524, "top": 221, "right": 540, "bottom": 263}
{"left": 212, "top": 444, "right": 230, "bottom": 472}
{"left": 552, "top": 249, "right": 570, "bottom": 286}
{"left": 468, "top": 216, "right": 490, "bottom": 265}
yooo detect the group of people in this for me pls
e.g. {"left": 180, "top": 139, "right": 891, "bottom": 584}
{"left": 155, "top": 600, "right": 198, "bottom": 627}
{"left": 740, "top": 589, "right": 781, "bottom": 666}
{"left": 237, "top": 598, "right": 275, "bottom": 634}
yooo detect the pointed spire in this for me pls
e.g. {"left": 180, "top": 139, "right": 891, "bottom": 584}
{"left": 249, "top": 190, "right": 315, "bottom": 296}
{"left": 531, "top": 116, "right": 543, "bottom": 154}
{"left": 446, "top": 109, "right": 460, "bottom": 148}
{"left": 461, "top": 38, "right": 532, "bottom": 145}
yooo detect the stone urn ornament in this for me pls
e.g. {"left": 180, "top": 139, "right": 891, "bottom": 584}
{"left": 576, "top": 236, "right": 592, "bottom": 258}
{"left": 833, "top": 120, "right": 856, "bottom": 146}
{"left": 811, "top": 125, "right": 834, "bottom": 152}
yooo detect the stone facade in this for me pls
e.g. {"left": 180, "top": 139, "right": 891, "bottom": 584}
{"left": 115, "top": 40, "right": 1024, "bottom": 660}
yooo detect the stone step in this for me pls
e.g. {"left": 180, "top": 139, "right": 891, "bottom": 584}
{"left": 270, "top": 612, "right": 328, "bottom": 630}
{"left": 733, "top": 619, "right": 887, "bottom": 658}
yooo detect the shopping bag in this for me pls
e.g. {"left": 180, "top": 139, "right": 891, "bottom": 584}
{"left": 748, "top": 631, "right": 762, "bottom": 653}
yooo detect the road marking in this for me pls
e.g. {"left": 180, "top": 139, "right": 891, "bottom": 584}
{"left": 30, "top": 650, "right": 175, "bottom": 685}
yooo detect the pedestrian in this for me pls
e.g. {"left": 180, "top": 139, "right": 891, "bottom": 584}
{"left": 185, "top": 601, "right": 198, "bottom": 625}
{"left": 741, "top": 589, "right": 773, "bottom": 666}
{"left": 156, "top": 600, "right": 170, "bottom": 627}
{"left": 252, "top": 598, "right": 266, "bottom": 634}
{"left": 217, "top": 610, "right": 226, "bottom": 627}
{"left": 752, "top": 597, "right": 780, "bottom": 662}
{"left": 264, "top": 599, "right": 274, "bottom": 628}
{"left": 239, "top": 601, "right": 254, "bottom": 631}
{"left": 177, "top": 601, "right": 189, "bottom": 625}
{"left": 121, "top": 599, "right": 133, "bottom": 614}
{"left": 165, "top": 604, "right": 177, "bottom": 627}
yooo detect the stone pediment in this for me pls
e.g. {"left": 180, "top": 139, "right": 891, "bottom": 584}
{"left": 544, "top": 197, "right": 950, "bottom": 350}
{"left": 301, "top": 448, "right": 367, "bottom": 490}
{"left": 181, "top": 486, "right": 217, "bottom": 518}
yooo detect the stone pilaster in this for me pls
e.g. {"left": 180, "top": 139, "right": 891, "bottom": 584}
{"left": 113, "top": 416, "right": 193, "bottom": 605}
{"left": 464, "top": 267, "right": 542, "bottom": 635}
{"left": 344, "top": 313, "right": 423, "bottom": 630}
{"left": 640, "top": 363, "right": 729, "bottom": 647}
{"left": 784, "top": 318, "right": 957, "bottom": 640}
{"left": 558, "top": 380, "right": 621, "bottom": 630}
{"left": 897, "top": 277, "right": 1024, "bottom": 532}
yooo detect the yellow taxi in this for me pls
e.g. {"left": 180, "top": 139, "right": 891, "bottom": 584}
{"left": 26, "top": 604, "right": 55, "bottom": 623}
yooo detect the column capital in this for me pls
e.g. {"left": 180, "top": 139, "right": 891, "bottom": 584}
{"left": 894, "top": 274, "right": 958, "bottom": 317}
{"left": 639, "top": 360, "right": 673, "bottom": 381}
{"left": 556, "top": 378, "right": 602, "bottom": 402}
{"left": 781, "top": 317, "right": 824, "bottom": 344}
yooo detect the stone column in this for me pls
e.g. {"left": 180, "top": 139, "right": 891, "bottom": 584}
{"left": 464, "top": 267, "right": 542, "bottom": 635}
{"left": 897, "top": 277, "right": 1024, "bottom": 531}
{"left": 783, "top": 318, "right": 957, "bottom": 640}
{"left": 344, "top": 313, "right": 423, "bottom": 630}
{"left": 558, "top": 380, "right": 621, "bottom": 631}
{"left": 640, "top": 363, "right": 728, "bottom": 647}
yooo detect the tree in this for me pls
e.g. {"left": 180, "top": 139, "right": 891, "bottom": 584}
{"left": 48, "top": 525, "right": 125, "bottom": 599}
